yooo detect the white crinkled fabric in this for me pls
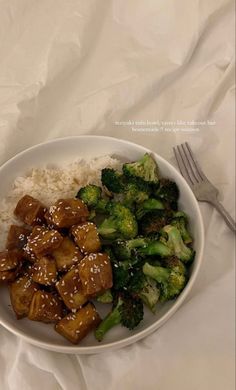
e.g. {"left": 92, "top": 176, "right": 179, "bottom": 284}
{"left": 0, "top": 1, "right": 235, "bottom": 389}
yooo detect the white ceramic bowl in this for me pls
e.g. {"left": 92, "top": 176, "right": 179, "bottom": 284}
{"left": 0, "top": 136, "right": 204, "bottom": 354}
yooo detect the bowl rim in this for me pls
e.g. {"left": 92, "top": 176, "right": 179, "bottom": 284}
{"left": 0, "top": 135, "right": 205, "bottom": 354}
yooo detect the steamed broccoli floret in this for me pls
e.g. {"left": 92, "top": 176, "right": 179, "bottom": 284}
{"left": 123, "top": 182, "right": 150, "bottom": 208}
{"left": 143, "top": 262, "right": 186, "bottom": 302}
{"left": 96, "top": 289, "right": 113, "bottom": 303}
{"left": 154, "top": 178, "right": 179, "bottom": 210}
{"left": 138, "top": 277, "right": 160, "bottom": 312}
{"left": 76, "top": 184, "right": 102, "bottom": 207}
{"left": 162, "top": 256, "right": 187, "bottom": 276}
{"left": 171, "top": 211, "right": 192, "bottom": 244}
{"left": 123, "top": 153, "right": 159, "bottom": 184}
{"left": 112, "top": 258, "right": 142, "bottom": 290}
{"left": 139, "top": 240, "right": 173, "bottom": 258}
{"left": 139, "top": 210, "right": 172, "bottom": 236}
{"left": 101, "top": 168, "right": 124, "bottom": 193}
{"left": 103, "top": 247, "right": 131, "bottom": 290}
{"left": 137, "top": 226, "right": 194, "bottom": 262}
{"left": 95, "top": 293, "right": 144, "bottom": 341}
{"left": 112, "top": 237, "right": 148, "bottom": 260}
{"left": 95, "top": 198, "right": 109, "bottom": 213}
{"left": 128, "top": 271, "right": 160, "bottom": 312}
{"left": 98, "top": 202, "right": 138, "bottom": 239}
{"left": 112, "top": 262, "right": 131, "bottom": 290}
{"left": 162, "top": 225, "right": 194, "bottom": 263}
{"left": 136, "top": 198, "right": 165, "bottom": 220}
{"left": 76, "top": 184, "right": 109, "bottom": 215}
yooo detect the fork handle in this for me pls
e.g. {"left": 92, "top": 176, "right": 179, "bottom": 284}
{"left": 210, "top": 199, "right": 236, "bottom": 233}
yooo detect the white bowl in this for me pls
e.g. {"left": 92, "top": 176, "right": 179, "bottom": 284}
{"left": 0, "top": 136, "right": 204, "bottom": 354}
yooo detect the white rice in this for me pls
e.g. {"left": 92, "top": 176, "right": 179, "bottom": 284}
{"left": 0, "top": 155, "right": 121, "bottom": 250}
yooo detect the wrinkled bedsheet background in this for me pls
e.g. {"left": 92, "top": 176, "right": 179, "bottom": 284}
{"left": 0, "top": 1, "right": 235, "bottom": 389}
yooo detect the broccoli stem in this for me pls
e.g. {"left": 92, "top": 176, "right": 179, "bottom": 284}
{"left": 163, "top": 225, "right": 193, "bottom": 262}
{"left": 95, "top": 298, "right": 123, "bottom": 341}
{"left": 98, "top": 217, "right": 117, "bottom": 239}
{"left": 171, "top": 212, "right": 192, "bottom": 244}
{"left": 136, "top": 198, "right": 164, "bottom": 220}
{"left": 138, "top": 277, "right": 160, "bottom": 313}
{"left": 139, "top": 241, "right": 173, "bottom": 257}
{"left": 127, "top": 237, "right": 148, "bottom": 249}
{"left": 143, "top": 263, "right": 169, "bottom": 283}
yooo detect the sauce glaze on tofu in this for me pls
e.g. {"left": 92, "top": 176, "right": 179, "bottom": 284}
{"left": 9, "top": 275, "right": 39, "bottom": 319}
{"left": 6, "top": 225, "right": 31, "bottom": 250}
{"left": 28, "top": 291, "right": 63, "bottom": 323}
{"left": 56, "top": 266, "right": 88, "bottom": 310}
{"left": 55, "top": 303, "right": 101, "bottom": 344}
{"left": 25, "top": 226, "right": 63, "bottom": 258}
{"left": 71, "top": 222, "right": 101, "bottom": 254}
{"left": 48, "top": 199, "right": 89, "bottom": 228}
{"left": 2, "top": 194, "right": 114, "bottom": 344}
{"left": 32, "top": 256, "right": 58, "bottom": 286}
{"left": 14, "top": 195, "right": 47, "bottom": 226}
{"left": 52, "top": 237, "right": 83, "bottom": 272}
{"left": 78, "top": 253, "right": 113, "bottom": 297}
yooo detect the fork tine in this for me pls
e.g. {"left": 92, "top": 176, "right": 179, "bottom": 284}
{"left": 181, "top": 143, "right": 202, "bottom": 183}
{"left": 173, "top": 146, "right": 194, "bottom": 186}
{"left": 184, "top": 142, "right": 207, "bottom": 181}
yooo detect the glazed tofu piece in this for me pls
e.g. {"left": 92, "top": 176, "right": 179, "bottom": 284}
{"left": 55, "top": 303, "right": 101, "bottom": 344}
{"left": 32, "top": 257, "right": 57, "bottom": 286}
{"left": 23, "top": 245, "right": 37, "bottom": 263}
{"left": 0, "top": 250, "right": 23, "bottom": 272}
{"left": 44, "top": 210, "right": 58, "bottom": 229}
{"left": 28, "top": 291, "right": 63, "bottom": 323}
{"left": 71, "top": 222, "right": 101, "bottom": 254}
{"left": 14, "top": 195, "right": 47, "bottom": 226}
{"left": 25, "top": 226, "right": 63, "bottom": 258}
{"left": 56, "top": 266, "right": 87, "bottom": 310}
{"left": 0, "top": 269, "right": 18, "bottom": 283}
{"left": 78, "top": 253, "right": 113, "bottom": 297}
{"left": 52, "top": 237, "right": 83, "bottom": 272}
{"left": 6, "top": 225, "right": 31, "bottom": 250}
{"left": 48, "top": 199, "right": 89, "bottom": 228}
{"left": 9, "top": 275, "right": 39, "bottom": 319}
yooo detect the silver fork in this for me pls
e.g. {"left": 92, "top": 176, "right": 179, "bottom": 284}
{"left": 173, "top": 142, "right": 236, "bottom": 233}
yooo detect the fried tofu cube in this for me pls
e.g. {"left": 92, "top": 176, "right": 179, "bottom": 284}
{"left": 48, "top": 199, "right": 89, "bottom": 228}
{"left": 55, "top": 303, "right": 101, "bottom": 344}
{"left": 28, "top": 291, "right": 63, "bottom": 323}
{"left": 23, "top": 245, "right": 36, "bottom": 263}
{"left": 6, "top": 225, "right": 31, "bottom": 250}
{"left": 44, "top": 210, "right": 58, "bottom": 229}
{"left": 32, "top": 256, "right": 57, "bottom": 286}
{"left": 9, "top": 275, "right": 39, "bottom": 319}
{"left": 78, "top": 253, "right": 113, "bottom": 297}
{"left": 52, "top": 237, "right": 83, "bottom": 272}
{"left": 14, "top": 195, "right": 47, "bottom": 226}
{"left": 71, "top": 222, "right": 101, "bottom": 254}
{"left": 0, "top": 250, "right": 23, "bottom": 272}
{"left": 25, "top": 226, "right": 63, "bottom": 258}
{"left": 0, "top": 269, "right": 18, "bottom": 283}
{"left": 56, "top": 266, "right": 87, "bottom": 310}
